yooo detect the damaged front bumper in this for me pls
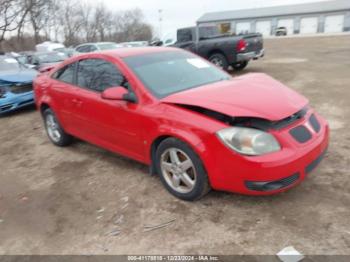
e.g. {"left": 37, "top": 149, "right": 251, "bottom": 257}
{"left": 197, "top": 109, "right": 329, "bottom": 195}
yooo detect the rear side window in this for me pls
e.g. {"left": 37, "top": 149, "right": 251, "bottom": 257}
{"left": 177, "top": 29, "right": 193, "bottom": 42}
{"left": 52, "top": 63, "right": 76, "bottom": 84}
{"left": 89, "top": 45, "right": 98, "bottom": 52}
{"left": 76, "top": 45, "right": 91, "bottom": 53}
{"left": 76, "top": 59, "right": 125, "bottom": 92}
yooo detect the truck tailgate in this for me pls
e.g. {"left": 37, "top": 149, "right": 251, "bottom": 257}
{"left": 243, "top": 33, "right": 263, "bottom": 53}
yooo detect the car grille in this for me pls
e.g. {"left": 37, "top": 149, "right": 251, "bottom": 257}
{"left": 245, "top": 173, "right": 300, "bottom": 192}
{"left": 10, "top": 83, "right": 33, "bottom": 94}
{"left": 289, "top": 125, "right": 312, "bottom": 143}
{"left": 309, "top": 114, "right": 321, "bottom": 133}
{"left": 289, "top": 114, "right": 321, "bottom": 143}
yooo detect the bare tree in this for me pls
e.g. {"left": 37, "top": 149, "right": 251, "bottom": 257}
{"left": 25, "top": 0, "right": 55, "bottom": 44}
{"left": 114, "top": 9, "right": 153, "bottom": 42}
{"left": 59, "top": 0, "right": 85, "bottom": 46}
{"left": 1, "top": 0, "right": 153, "bottom": 51}
{"left": 0, "top": 0, "right": 23, "bottom": 44}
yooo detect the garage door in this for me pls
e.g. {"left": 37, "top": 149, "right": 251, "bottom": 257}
{"left": 236, "top": 22, "right": 251, "bottom": 35}
{"left": 278, "top": 19, "right": 294, "bottom": 35}
{"left": 300, "top": 17, "right": 318, "bottom": 34}
{"left": 324, "top": 15, "right": 344, "bottom": 33}
{"left": 256, "top": 21, "right": 271, "bottom": 36}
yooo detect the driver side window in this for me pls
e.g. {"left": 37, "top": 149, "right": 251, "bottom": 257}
{"left": 76, "top": 58, "right": 127, "bottom": 92}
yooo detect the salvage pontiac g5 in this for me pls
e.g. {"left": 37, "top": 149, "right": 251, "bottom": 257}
{"left": 33, "top": 47, "right": 329, "bottom": 201}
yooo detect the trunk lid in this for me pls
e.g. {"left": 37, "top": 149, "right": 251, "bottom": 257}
{"left": 242, "top": 33, "right": 263, "bottom": 53}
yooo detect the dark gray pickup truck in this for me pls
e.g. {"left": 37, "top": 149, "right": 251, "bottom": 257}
{"left": 172, "top": 26, "right": 264, "bottom": 71}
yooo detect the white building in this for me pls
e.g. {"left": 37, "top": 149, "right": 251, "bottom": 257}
{"left": 197, "top": 0, "right": 350, "bottom": 36}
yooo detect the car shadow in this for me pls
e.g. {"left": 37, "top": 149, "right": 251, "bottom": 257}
{"left": 63, "top": 138, "right": 301, "bottom": 205}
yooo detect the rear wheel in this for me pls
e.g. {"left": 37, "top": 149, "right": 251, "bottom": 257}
{"left": 209, "top": 53, "right": 228, "bottom": 71}
{"left": 43, "top": 108, "right": 72, "bottom": 147}
{"left": 232, "top": 61, "right": 248, "bottom": 71}
{"left": 155, "top": 138, "right": 210, "bottom": 201}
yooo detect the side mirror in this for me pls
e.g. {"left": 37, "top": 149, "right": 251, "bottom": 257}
{"left": 101, "top": 87, "right": 137, "bottom": 103}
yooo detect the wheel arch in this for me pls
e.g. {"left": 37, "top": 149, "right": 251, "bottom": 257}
{"left": 149, "top": 130, "right": 208, "bottom": 176}
{"left": 40, "top": 102, "right": 50, "bottom": 115}
{"left": 207, "top": 49, "right": 226, "bottom": 59}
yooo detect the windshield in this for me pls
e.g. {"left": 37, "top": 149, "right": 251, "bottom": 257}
{"left": 123, "top": 51, "right": 231, "bottom": 98}
{"left": 97, "top": 43, "right": 121, "bottom": 50}
{"left": 0, "top": 57, "right": 21, "bottom": 71}
{"left": 35, "top": 52, "right": 68, "bottom": 63}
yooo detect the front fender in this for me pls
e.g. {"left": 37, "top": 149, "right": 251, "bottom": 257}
{"left": 146, "top": 124, "right": 212, "bottom": 177}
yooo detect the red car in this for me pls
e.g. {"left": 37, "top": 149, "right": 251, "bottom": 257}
{"left": 34, "top": 47, "right": 329, "bottom": 201}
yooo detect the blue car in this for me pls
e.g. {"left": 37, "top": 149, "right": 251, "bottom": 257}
{"left": 0, "top": 56, "right": 37, "bottom": 114}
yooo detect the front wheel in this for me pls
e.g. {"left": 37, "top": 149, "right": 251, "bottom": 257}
{"left": 232, "top": 61, "right": 248, "bottom": 71}
{"left": 209, "top": 53, "right": 229, "bottom": 71}
{"left": 155, "top": 138, "right": 210, "bottom": 201}
{"left": 43, "top": 108, "right": 73, "bottom": 147}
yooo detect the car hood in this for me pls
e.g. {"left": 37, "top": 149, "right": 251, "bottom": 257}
{"left": 161, "top": 73, "right": 308, "bottom": 121}
{"left": 0, "top": 69, "right": 37, "bottom": 84}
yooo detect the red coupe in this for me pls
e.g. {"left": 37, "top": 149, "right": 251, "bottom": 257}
{"left": 34, "top": 47, "right": 329, "bottom": 201}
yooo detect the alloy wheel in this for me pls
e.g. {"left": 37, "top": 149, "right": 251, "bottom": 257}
{"left": 160, "top": 148, "right": 197, "bottom": 194}
{"left": 46, "top": 114, "right": 61, "bottom": 143}
{"left": 210, "top": 57, "right": 224, "bottom": 68}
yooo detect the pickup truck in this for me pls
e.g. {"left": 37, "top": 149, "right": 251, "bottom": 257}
{"left": 172, "top": 26, "right": 264, "bottom": 71}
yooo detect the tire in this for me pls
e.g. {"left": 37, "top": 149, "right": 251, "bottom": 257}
{"left": 209, "top": 53, "right": 229, "bottom": 71}
{"left": 155, "top": 138, "right": 211, "bottom": 201}
{"left": 232, "top": 61, "right": 248, "bottom": 71}
{"left": 43, "top": 108, "right": 73, "bottom": 147}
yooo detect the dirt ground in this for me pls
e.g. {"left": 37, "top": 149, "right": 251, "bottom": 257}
{"left": 0, "top": 35, "right": 350, "bottom": 255}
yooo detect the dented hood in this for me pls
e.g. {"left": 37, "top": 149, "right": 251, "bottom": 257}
{"left": 161, "top": 73, "right": 308, "bottom": 121}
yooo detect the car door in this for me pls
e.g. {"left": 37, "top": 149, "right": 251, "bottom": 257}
{"left": 71, "top": 58, "right": 144, "bottom": 160}
{"left": 50, "top": 62, "right": 80, "bottom": 133}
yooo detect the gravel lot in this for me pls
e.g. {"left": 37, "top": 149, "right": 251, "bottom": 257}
{"left": 0, "top": 35, "right": 349, "bottom": 255}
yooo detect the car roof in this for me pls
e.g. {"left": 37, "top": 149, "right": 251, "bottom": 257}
{"left": 99, "top": 46, "right": 181, "bottom": 58}
{"left": 76, "top": 42, "right": 117, "bottom": 47}
{"left": 34, "top": 51, "right": 62, "bottom": 55}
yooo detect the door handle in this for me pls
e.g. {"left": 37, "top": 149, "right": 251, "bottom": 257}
{"left": 72, "top": 98, "right": 83, "bottom": 106}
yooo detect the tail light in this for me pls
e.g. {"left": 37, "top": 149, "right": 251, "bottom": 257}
{"left": 236, "top": 39, "right": 247, "bottom": 52}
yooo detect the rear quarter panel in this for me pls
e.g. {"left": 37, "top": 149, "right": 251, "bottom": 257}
{"left": 243, "top": 33, "right": 264, "bottom": 53}
{"left": 197, "top": 37, "right": 240, "bottom": 64}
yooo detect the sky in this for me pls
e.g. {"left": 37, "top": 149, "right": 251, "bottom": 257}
{"left": 88, "top": 0, "right": 330, "bottom": 38}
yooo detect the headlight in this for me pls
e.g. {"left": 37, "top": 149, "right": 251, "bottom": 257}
{"left": 216, "top": 127, "right": 281, "bottom": 156}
